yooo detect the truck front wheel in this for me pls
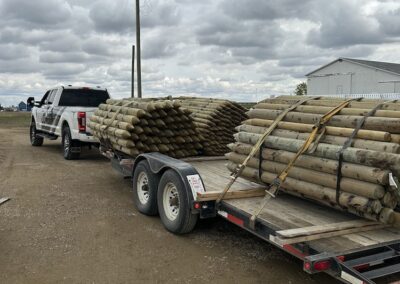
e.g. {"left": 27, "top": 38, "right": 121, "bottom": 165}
{"left": 30, "top": 121, "right": 43, "bottom": 146}
{"left": 132, "top": 160, "right": 158, "bottom": 215}
{"left": 157, "top": 169, "right": 198, "bottom": 234}
{"left": 62, "top": 125, "right": 80, "bottom": 160}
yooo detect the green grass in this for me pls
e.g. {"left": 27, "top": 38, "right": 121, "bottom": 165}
{"left": 0, "top": 112, "right": 31, "bottom": 128}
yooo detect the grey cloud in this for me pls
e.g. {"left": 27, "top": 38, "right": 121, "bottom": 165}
{"left": 375, "top": 7, "right": 400, "bottom": 36}
{"left": 196, "top": 19, "right": 282, "bottom": 64}
{"left": 142, "top": 31, "right": 179, "bottom": 59}
{"left": 0, "top": 0, "right": 72, "bottom": 26}
{"left": 42, "top": 63, "right": 86, "bottom": 79}
{"left": 39, "top": 51, "right": 88, "bottom": 63}
{"left": 0, "top": 28, "right": 60, "bottom": 45}
{"left": 141, "top": 1, "right": 181, "bottom": 28}
{"left": 0, "top": 0, "right": 400, "bottom": 106}
{"left": 278, "top": 57, "right": 331, "bottom": 68}
{"left": 306, "top": 0, "right": 383, "bottom": 47}
{"left": 89, "top": 0, "right": 134, "bottom": 33}
{"left": 0, "top": 58, "right": 40, "bottom": 73}
{"left": 89, "top": 0, "right": 180, "bottom": 34}
{"left": 82, "top": 38, "right": 112, "bottom": 56}
{"left": 221, "top": 0, "right": 312, "bottom": 21}
{"left": 40, "top": 33, "right": 81, "bottom": 52}
{"left": 0, "top": 44, "right": 31, "bottom": 60}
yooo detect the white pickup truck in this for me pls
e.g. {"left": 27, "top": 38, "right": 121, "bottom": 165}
{"left": 27, "top": 85, "right": 110, "bottom": 160}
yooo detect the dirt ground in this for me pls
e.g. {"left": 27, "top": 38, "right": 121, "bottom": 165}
{"left": 0, "top": 114, "right": 389, "bottom": 283}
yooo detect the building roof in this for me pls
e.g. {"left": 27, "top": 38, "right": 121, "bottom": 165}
{"left": 306, "top": 57, "right": 400, "bottom": 77}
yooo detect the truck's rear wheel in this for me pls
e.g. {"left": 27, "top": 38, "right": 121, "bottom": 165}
{"left": 30, "top": 121, "right": 43, "bottom": 146}
{"left": 62, "top": 125, "right": 80, "bottom": 160}
{"left": 132, "top": 160, "right": 158, "bottom": 215}
{"left": 157, "top": 169, "right": 198, "bottom": 234}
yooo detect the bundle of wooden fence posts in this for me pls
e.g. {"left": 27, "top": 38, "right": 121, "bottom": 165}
{"left": 227, "top": 95, "right": 400, "bottom": 225}
{"left": 89, "top": 96, "right": 248, "bottom": 158}
{"left": 177, "top": 97, "right": 248, "bottom": 155}
{"left": 88, "top": 98, "right": 203, "bottom": 158}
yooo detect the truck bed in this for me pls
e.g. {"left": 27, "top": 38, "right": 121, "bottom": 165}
{"left": 191, "top": 159, "right": 400, "bottom": 254}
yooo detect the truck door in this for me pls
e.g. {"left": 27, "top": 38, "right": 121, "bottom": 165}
{"left": 41, "top": 89, "right": 58, "bottom": 133}
{"left": 35, "top": 91, "right": 50, "bottom": 131}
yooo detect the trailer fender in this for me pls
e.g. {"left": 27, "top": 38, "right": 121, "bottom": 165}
{"left": 132, "top": 153, "right": 206, "bottom": 203}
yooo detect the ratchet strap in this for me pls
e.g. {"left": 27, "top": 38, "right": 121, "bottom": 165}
{"left": 216, "top": 96, "right": 320, "bottom": 204}
{"left": 102, "top": 100, "right": 136, "bottom": 132}
{"left": 248, "top": 98, "right": 358, "bottom": 229}
{"left": 335, "top": 100, "right": 393, "bottom": 208}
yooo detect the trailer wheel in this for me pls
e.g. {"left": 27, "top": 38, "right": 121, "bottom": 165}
{"left": 132, "top": 160, "right": 158, "bottom": 215}
{"left": 157, "top": 169, "right": 198, "bottom": 234}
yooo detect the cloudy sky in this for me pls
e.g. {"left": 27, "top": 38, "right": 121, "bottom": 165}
{"left": 0, "top": 0, "right": 400, "bottom": 106}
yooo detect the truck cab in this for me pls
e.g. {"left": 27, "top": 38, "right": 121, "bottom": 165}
{"left": 28, "top": 85, "right": 110, "bottom": 160}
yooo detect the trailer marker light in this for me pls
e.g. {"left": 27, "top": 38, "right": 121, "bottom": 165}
{"left": 336, "top": 255, "right": 345, "bottom": 262}
{"left": 218, "top": 210, "right": 244, "bottom": 226}
{"left": 304, "top": 262, "right": 311, "bottom": 271}
{"left": 227, "top": 213, "right": 244, "bottom": 226}
{"left": 353, "top": 263, "right": 370, "bottom": 271}
{"left": 313, "top": 260, "right": 331, "bottom": 271}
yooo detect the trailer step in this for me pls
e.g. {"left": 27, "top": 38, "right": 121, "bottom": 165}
{"left": 362, "top": 262, "right": 400, "bottom": 279}
{"left": 337, "top": 245, "right": 400, "bottom": 283}
{"left": 344, "top": 250, "right": 397, "bottom": 268}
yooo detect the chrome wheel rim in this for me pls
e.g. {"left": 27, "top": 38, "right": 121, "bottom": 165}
{"left": 137, "top": 172, "right": 149, "bottom": 204}
{"left": 163, "top": 182, "right": 180, "bottom": 221}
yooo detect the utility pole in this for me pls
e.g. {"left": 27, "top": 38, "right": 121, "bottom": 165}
{"left": 131, "top": 45, "right": 135, "bottom": 98}
{"left": 135, "top": 0, "right": 142, "bottom": 98}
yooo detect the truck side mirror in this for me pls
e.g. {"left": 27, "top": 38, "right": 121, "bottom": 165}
{"left": 27, "top": 97, "right": 35, "bottom": 108}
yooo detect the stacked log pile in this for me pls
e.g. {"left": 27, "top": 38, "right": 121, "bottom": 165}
{"left": 227, "top": 95, "right": 400, "bottom": 225}
{"left": 177, "top": 97, "right": 248, "bottom": 155}
{"left": 88, "top": 98, "right": 203, "bottom": 158}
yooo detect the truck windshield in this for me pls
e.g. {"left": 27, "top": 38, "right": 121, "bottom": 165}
{"left": 58, "top": 89, "right": 109, "bottom": 107}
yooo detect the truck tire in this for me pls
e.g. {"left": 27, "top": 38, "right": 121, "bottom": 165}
{"left": 132, "top": 160, "right": 158, "bottom": 216}
{"left": 30, "top": 121, "right": 44, "bottom": 146}
{"left": 157, "top": 169, "right": 198, "bottom": 234}
{"left": 62, "top": 125, "right": 80, "bottom": 160}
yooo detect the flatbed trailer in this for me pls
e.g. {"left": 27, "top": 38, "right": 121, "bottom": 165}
{"left": 101, "top": 147, "right": 400, "bottom": 284}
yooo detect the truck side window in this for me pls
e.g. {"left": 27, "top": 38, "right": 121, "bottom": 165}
{"left": 40, "top": 91, "right": 50, "bottom": 105}
{"left": 46, "top": 90, "right": 57, "bottom": 105}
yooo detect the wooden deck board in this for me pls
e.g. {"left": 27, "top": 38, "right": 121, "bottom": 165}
{"left": 192, "top": 160, "right": 400, "bottom": 253}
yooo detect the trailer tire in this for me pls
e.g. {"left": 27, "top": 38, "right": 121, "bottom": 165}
{"left": 30, "top": 121, "right": 43, "bottom": 146}
{"left": 132, "top": 160, "right": 158, "bottom": 216}
{"left": 157, "top": 169, "right": 198, "bottom": 234}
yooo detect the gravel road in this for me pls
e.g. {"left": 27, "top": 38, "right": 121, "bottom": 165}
{"left": 0, "top": 124, "right": 346, "bottom": 283}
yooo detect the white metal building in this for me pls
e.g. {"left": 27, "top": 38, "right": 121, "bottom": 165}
{"left": 306, "top": 58, "right": 400, "bottom": 97}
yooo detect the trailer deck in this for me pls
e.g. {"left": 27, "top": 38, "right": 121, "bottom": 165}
{"left": 106, "top": 150, "right": 400, "bottom": 283}
{"left": 193, "top": 159, "right": 400, "bottom": 254}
